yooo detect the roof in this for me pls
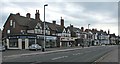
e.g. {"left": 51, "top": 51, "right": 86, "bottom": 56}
{"left": 67, "top": 26, "right": 81, "bottom": 33}
{"left": 38, "top": 21, "right": 65, "bottom": 33}
{"left": 5, "top": 13, "right": 65, "bottom": 33}
{"left": 67, "top": 26, "right": 81, "bottom": 37}
{"left": 9, "top": 14, "right": 42, "bottom": 29}
{"left": 45, "top": 22, "right": 64, "bottom": 33}
{"left": 109, "top": 34, "right": 116, "bottom": 37}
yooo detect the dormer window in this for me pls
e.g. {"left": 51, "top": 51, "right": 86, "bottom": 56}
{"left": 10, "top": 20, "right": 13, "bottom": 26}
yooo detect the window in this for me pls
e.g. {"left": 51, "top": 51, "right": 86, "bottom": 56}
{"left": 47, "top": 31, "right": 50, "bottom": 35}
{"left": 9, "top": 39, "right": 18, "bottom": 47}
{"left": 7, "top": 30, "right": 10, "bottom": 34}
{"left": 35, "top": 25, "right": 42, "bottom": 34}
{"left": 10, "top": 20, "right": 13, "bottom": 26}
{"left": 21, "top": 30, "right": 25, "bottom": 34}
{"left": 29, "top": 39, "right": 35, "bottom": 46}
{"left": 40, "top": 30, "right": 42, "bottom": 34}
{"left": 13, "top": 22, "right": 15, "bottom": 28}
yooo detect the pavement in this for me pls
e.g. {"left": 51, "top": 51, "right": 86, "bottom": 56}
{"left": 2, "top": 45, "right": 118, "bottom": 64}
{"left": 94, "top": 45, "right": 119, "bottom": 64}
{"left": 3, "top": 46, "right": 91, "bottom": 58}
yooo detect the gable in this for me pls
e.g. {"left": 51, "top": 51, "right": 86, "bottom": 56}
{"left": 5, "top": 13, "right": 43, "bottom": 30}
{"left": 62, "top": 28, "right": 66, "bottom": 33}
{"left": 35, "top": 23, "right": 42, "bottom": 29}
{"left": 67, "top": 29, "right": 71, "bottom": 33}
{"left": 45, "top": 24, "right": 50, "bottom": 30}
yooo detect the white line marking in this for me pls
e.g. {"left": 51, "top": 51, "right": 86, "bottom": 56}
{"left": 51, "top": 56, "right": 68, "bottom": 60}
{"left": 73, "top": 53, "right": 82, "bottom": 55}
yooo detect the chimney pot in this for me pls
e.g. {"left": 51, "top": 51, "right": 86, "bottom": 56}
{"left": 16, "top": 13, "right": 20, "bottom": 15}
{"left": 53, "top": 20, "right": 56, "bottom": 24}
{"left": 81, "top": 27, "right": 84, "bottom": 32}
{"left": 70, "top": 24, "right": 73, "bottom": 27}
{"left": 35, "top": 10, "right": 40, "bottom": 20}
{"left": 26, "top": 13, "right": 31, "bottom": 18}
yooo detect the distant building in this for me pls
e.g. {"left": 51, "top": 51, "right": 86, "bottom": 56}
{"left": 109, "top": 33, "right": 116, "bottom": 45}
{"left": 0, "top": 29, "right": 2, "bottom": 43}
{"left": 67, "top": 25, "right": 82, "bottom": 46}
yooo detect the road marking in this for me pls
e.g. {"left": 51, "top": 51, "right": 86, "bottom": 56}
{"left": 51, "top": 56, "right": 68, "bottom": 60}
{"left": 83, "top": 51, "right": 92, "bottom": 53}
{"left": 73, "top": 53, "right": 82, "bottom": 55}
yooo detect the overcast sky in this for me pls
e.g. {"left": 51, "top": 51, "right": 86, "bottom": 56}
{"left": 0, "top": 0, "right": 119, "bottom": 35}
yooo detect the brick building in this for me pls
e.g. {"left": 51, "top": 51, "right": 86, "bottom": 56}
{"left": 2, "top": 10, "right": 74, "bottom": 49}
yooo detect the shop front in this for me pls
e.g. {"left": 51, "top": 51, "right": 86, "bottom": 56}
{"left": 5, "top": 34, "right": 57, "bottom": 49}
{"left": 37, "top": 35, "right": 57, "bottom": 48}
{"left": 6, "top": 35, "right": 36, "bottom": 50}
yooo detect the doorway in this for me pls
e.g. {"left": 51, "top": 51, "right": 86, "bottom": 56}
{"left": 22, "top": 40, "right": 25, "bottom": 49}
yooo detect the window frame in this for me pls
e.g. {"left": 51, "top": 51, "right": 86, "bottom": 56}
{"left": 10, "top": 20, "right": 13, "bottom": 26}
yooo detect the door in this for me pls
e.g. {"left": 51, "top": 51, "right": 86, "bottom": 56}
{"left": 22, "top": 40, "right": 25, "bottom": 49}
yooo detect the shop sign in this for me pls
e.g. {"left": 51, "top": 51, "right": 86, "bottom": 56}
{"left": 28, "top": 36, "right": 36, "bottom": 38}
{"left": 9, "top": 36, "right": 18, "bottom": 39}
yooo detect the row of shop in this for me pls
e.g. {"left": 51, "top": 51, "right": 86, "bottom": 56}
{"left": 3, "top": 35, "right": 57, "bottom": 49}
{"left": 3, "top": 35, "right": 79, "bottom": 50}
{"left": 3, "top": 35, "right": 109, "bottom": 50}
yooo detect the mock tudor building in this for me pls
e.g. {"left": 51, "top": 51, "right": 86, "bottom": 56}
{"left": 2, "top": 10, "right": 59, "bottom": 49}
{"left": 90, "top": 29, "right": 99, "bottom": 46}
{"left": 67, "top": 25, "right": 82, "bottom": 46}
{"left": 2, "top": 10, "right": 73, "bottom": 49}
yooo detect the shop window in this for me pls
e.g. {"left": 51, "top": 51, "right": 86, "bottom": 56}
{"left": 29, "top": 39, "right": 35, "bottom": 46}
{"left": 9, "top": 39, "right": 18, "bottom": 47}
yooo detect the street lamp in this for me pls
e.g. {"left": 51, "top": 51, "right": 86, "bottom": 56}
{"left": 88, "top": 24, "right": 90, "bottom": 47}
{"left": 42, "top": 4, "right": 48, "bottom": 52}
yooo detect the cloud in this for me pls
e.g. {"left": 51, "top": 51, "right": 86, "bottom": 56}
{"left": 0, "top": 1, "right": 118, "bottom": 35}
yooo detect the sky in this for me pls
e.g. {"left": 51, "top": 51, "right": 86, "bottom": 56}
{"left": 0, "top": 0, "right": 119, "bottom": 35}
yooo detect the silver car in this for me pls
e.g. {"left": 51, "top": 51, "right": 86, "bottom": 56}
{"left": 0, "top": 44, "right": 5, "bottom": 52}
{"left": 29, "top": 44, "right": 41, "bottom": 51}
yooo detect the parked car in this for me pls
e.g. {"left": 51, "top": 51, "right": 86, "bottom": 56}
{"left": 29, "top": 44, "right": 41, "bottom": 51}
{"left": 0, "top": 44, "right": 6, "bottom": 52}
{"left": 45, "top": 45, "right": 51, "bottom": 48}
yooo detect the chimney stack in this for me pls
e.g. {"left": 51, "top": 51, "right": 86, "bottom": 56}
{"left": 60, "top": 17, "right": 64, "bottom": 27}
{"left": 92, "top": 29, "right": 95, "bottom": 32}
{"left": 16, "top": 13, "right": 20, "bottom": 15}
{"left": 108, "top": 29, "right": 110, "bottom": 34}
{"left": 81, "top": 27, "right": 84, "bottom": 32}
{"left": 70, "top": 24, "right": 73, "bottom": 27}
{"left": 26, "top": 13, "right": 31, "bottom": 18}
{"left": 35, "top": 10, "right": 40, "bottom": 20}
{"left": 53, "top": 20, "right": 56, "bottom": 24}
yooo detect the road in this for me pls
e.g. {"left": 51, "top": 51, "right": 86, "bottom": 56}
{"left": 2, "top": 45, "right": 118, "bottom": 64}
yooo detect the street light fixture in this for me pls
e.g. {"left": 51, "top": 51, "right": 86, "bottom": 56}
{"left": 42, "top": 4, "right": 48, "bottom": 52}
{"left": 88, "top": 24, "right": 90, "bottom": 47}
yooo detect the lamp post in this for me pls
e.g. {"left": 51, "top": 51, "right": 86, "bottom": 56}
{"left": 88, "top": 24, "right": 90, "bottom": 47}
{"left": 42, "top": 4, "right": 48, "bottom": 52}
